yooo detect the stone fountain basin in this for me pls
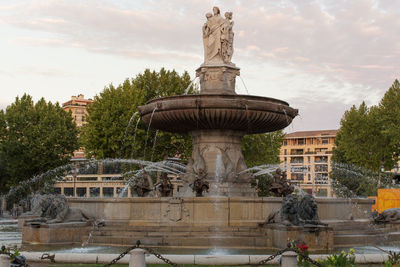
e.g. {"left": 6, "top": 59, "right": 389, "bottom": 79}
{"left": 138, "top": 94, "right": 298, "bottom": 134}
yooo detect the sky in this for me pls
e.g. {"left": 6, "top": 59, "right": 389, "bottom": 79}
{"left": 0, "top": 0, "right": 399, "bottom": 133}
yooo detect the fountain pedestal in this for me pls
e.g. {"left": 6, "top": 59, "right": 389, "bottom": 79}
{"left": 138, "top": 64, "right": 298, "bottom": 197}
{"left": 184, "top": 129, "right": 255, "bottom": 197}
{"left": 196, "top": 64, "right": 240, "bottom": 95}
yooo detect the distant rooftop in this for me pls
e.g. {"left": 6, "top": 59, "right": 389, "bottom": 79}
{"left": 285, "top": 129, "right": 339, "bottom": 139}
{"left": 62, "top": 94, "right": 93, "bottom": 107}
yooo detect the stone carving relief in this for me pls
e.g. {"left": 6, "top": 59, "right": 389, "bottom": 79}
{"left": 269, "top": 168, "right": 294, "bottom": 197}
{"left": 131, "top": 171, "right": 154, "bottom": 197}
{"left": 373, "top": 208, "right": 400, "bottom": 224}
{"left": 263, "top": 194, "right": 324, "bottom": 227}
{"left": 164, "top": 198, "right": 190, "bottom": 222}
{"left": 202, "top": 7, "right": 234, "bottom": 65}
{"left": 25, "top": 194, "right": 95, "bottom": 224}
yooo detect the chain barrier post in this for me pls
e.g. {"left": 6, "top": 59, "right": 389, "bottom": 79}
{"left": 281, "top": 251, "right": 298, "bottom": 267}
{"left": 0, "top": 254, "right": 10, "bottom": 267}
{"left": 129, "top": 248, "right": 146, "bottom": 267}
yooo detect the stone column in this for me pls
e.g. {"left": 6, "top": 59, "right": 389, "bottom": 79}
{"left": 129, "top": 248, "right": 146, "bottom": 267}
{"left": 0, "top": 254, "right": 10, "bottom": 267}
{"left": 281, "top": 251, "right": 298, "bottom": 267}
{"left": 188, "top": 129, "right": 255, "bottom": 197}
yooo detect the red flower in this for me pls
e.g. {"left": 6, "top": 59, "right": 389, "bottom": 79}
{"left": 297, "top": 243, "right": 308, "bottom": 251}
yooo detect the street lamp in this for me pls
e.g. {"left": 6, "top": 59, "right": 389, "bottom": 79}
{"left": 70, "top": 158, "right": 86, "bottom": 197}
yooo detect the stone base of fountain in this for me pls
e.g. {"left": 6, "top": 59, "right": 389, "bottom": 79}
{"left": 21, "top": 197, "right": 400, "bottom": 252}
{"left": 204, "top": 181, "right": 257, "bottom": 197}
{"left": 263, "top": 224, "right": 334, "bottom": 251}
{"left": 22, "top": 222, "right": 91, "bottom": 244}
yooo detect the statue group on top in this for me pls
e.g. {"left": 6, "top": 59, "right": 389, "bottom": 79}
{"left": 202, "top": 7, "right": 234, "bottom": 64}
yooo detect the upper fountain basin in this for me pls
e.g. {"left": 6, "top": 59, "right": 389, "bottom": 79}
{"left": 138, "top": 94, "right": 298, "bottom": 134}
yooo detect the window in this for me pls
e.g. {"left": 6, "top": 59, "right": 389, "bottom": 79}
{"left": 76, "top": 187, "right": 87, "bottom": 197}
{"left": 103, "top": 187, "right": 114, "bottom": 197}
{"left": 90, "top": 187, "right": 100, "bottom": 197}
{"left": 116, "top": 187, "right": 127, "bottom": 197}
{"left": 64, "top": 187, "right": 73, "bottom": 196}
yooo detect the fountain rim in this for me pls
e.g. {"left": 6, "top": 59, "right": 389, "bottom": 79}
{"left": 145, "top": 93, "right": 291, "bottom": 106}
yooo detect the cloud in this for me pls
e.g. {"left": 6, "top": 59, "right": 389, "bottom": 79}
{"left": 0, "top": 0, "right": 399, "bottom": 131}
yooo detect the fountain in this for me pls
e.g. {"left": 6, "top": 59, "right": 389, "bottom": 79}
{"left": 137, "top": 6, "right": 297, "bottom": 197}
{"left": 19, "top": 6, "right": 400, "bottom": 255}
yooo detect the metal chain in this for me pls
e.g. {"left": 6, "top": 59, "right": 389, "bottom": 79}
{"left": 0, "top": 251, "right": 30, "bottom": 267}
{"left": 102, "top": 240, "right": 324, "bottom": 267}
{"left": 253, "top": 247, "right": 325, "bottom": 267}
{"left": 142, "top": 246, "right": 179, "bottom": 267}
{"left": 102, "top": 242, "right": 140, "bottom": 267}
{"left": 252, "top": 248, "right": 289, "bottom": 266}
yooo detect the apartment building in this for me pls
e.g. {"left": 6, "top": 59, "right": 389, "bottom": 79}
{"left": 279, "top": 130, "right": 338, "bottom": 197}
{"left": 62, "top": 94, "right": 93, "bottom": 128}
{"left": 62, "top": 94, "right": 93, "bottom": 159}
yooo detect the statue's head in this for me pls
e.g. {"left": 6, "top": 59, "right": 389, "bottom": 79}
{"left": 205, "top": 12, "right": 212, "bottom": 20}
{"left": 225, "top": 12, "right": 232, "bottom": 20}
{"left": 213, "top": 6, "right": 220, "bottom": 15}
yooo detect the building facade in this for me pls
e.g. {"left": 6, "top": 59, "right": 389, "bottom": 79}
{"left": 62, "top": 94, "right": 93, "bottom": 159}
{"left": 62, "top": 94, "right": 93, "bottom": 128}
{"left": 279, "top": 130, "right": 338, "bottom": 197}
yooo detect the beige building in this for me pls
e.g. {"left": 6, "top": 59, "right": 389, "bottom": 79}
{"left": 62, "top": 94, "right": 93, "bottom": 159}
{"left": 280, "top": 130, "right": 339, "bottom": 197}
{"left": 62, "top": 94, "right": 93, "bottom": 128}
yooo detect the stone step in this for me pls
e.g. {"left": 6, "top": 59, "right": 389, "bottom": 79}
{"left": 90, "top": 235, "right": 270, "bottom": 248}
{"left": 100, "top": 224, "right": 259, "bottom": 232}
{"left": 326, "top": 220, "right": 373, "bottom": 230}
{"left": 92, "top": 229, "right": 264, "bottom": 238}
{"left": 334, "top": 231, "right": 400, "bottom": 247}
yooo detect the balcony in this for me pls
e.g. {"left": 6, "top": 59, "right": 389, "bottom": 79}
{"left": 290, "top": 149, "right": 304, "bottom": 155}
{"left": 290, "top": 160, "right": 304, "bottom": 164}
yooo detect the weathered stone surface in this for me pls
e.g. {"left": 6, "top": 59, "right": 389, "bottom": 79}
{"left": 196, "top": 65, "right": 239, "bottom": 94}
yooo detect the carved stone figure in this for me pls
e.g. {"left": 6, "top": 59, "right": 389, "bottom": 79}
{"left": 298, "top": 194, "right": 322, "bottom": 225}
{"left": 373, "top": 208, "right": 400, "bottom": 224}
{"left": 132, "top": 171, "right": 154, "bottom": 197}
{"left": 221, "top": 12, "right": 234, "bottom": 63}
{"left": 26, "top": 194, "right": 94, "bottom": 224}
{"left": 191, "top": 174, "right": 210, "bottom": 197}
{"left": 265, "top": 194, "right": 299, "bottom": 226}
{"left": 155, "top": 174, "right": 173, "bottom": 197}
{"left": 202, "top": 7, "right": 234, "bottom": 64}
{"left": 269, "top": 168, "right": 294, "bottom": 197}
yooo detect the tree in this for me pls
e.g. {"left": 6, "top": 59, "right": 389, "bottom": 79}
{"left": 378, "top": 79, "right": 400, "bottom": 161}
{"left": 331, "top": 79, "right": 400, "bottom": 196}
{"left": 80, "top": 68, "right": 196, "bottom": 161}
{"left": 242, "top": 131, "right": 285, "bottom": 167}
{"left": 332, "top": 102, "right": 393, "bottom": 171}
{"left": 0, "top": 94, "right": 78, "bottom": 194}
{"left": 242, "top": 131, "right": 285, "bottom": 197}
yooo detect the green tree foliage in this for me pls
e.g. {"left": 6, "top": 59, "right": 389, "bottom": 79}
{"left": 242, "top": 131, "right": 285, "bottom": 197}
{"left": 332, "top": 79, "right": 400, "bottom": 196}
{"left": 378, "top": 79, "right": 400, "bottom": 160}
{"left": 0, "top": 94, "right": 78, "bottom": 194}
{"left": 242, "top": 131, "right": 285, "bottom": 167}
{"left": 333, "top": 102, "right": 393, "bottom": 171}
{"left": 80, "top": 68, "right": 196, "bottom": 161}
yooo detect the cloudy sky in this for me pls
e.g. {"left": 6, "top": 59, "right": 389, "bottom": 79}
{"left": 0, "top": 0, "right": 399, "bottom": 133}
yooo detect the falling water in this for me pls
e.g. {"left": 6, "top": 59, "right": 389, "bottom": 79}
{"left": 238, "top": 76, "right": 250, "bottom": 95}
{"left": 129, "top": 117, "right": 141, "bottom": 158}
{"left": 150, "top": 130, "right": 159, "bottom": 162}
{"left": 184, "top": 76, "right": 198, "bottom": 95}
{"left": 120, "top": 111, "right": 139, "bottom": 157}
{"left": 143, "top": 107, "right": 158, "bottom": 159}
